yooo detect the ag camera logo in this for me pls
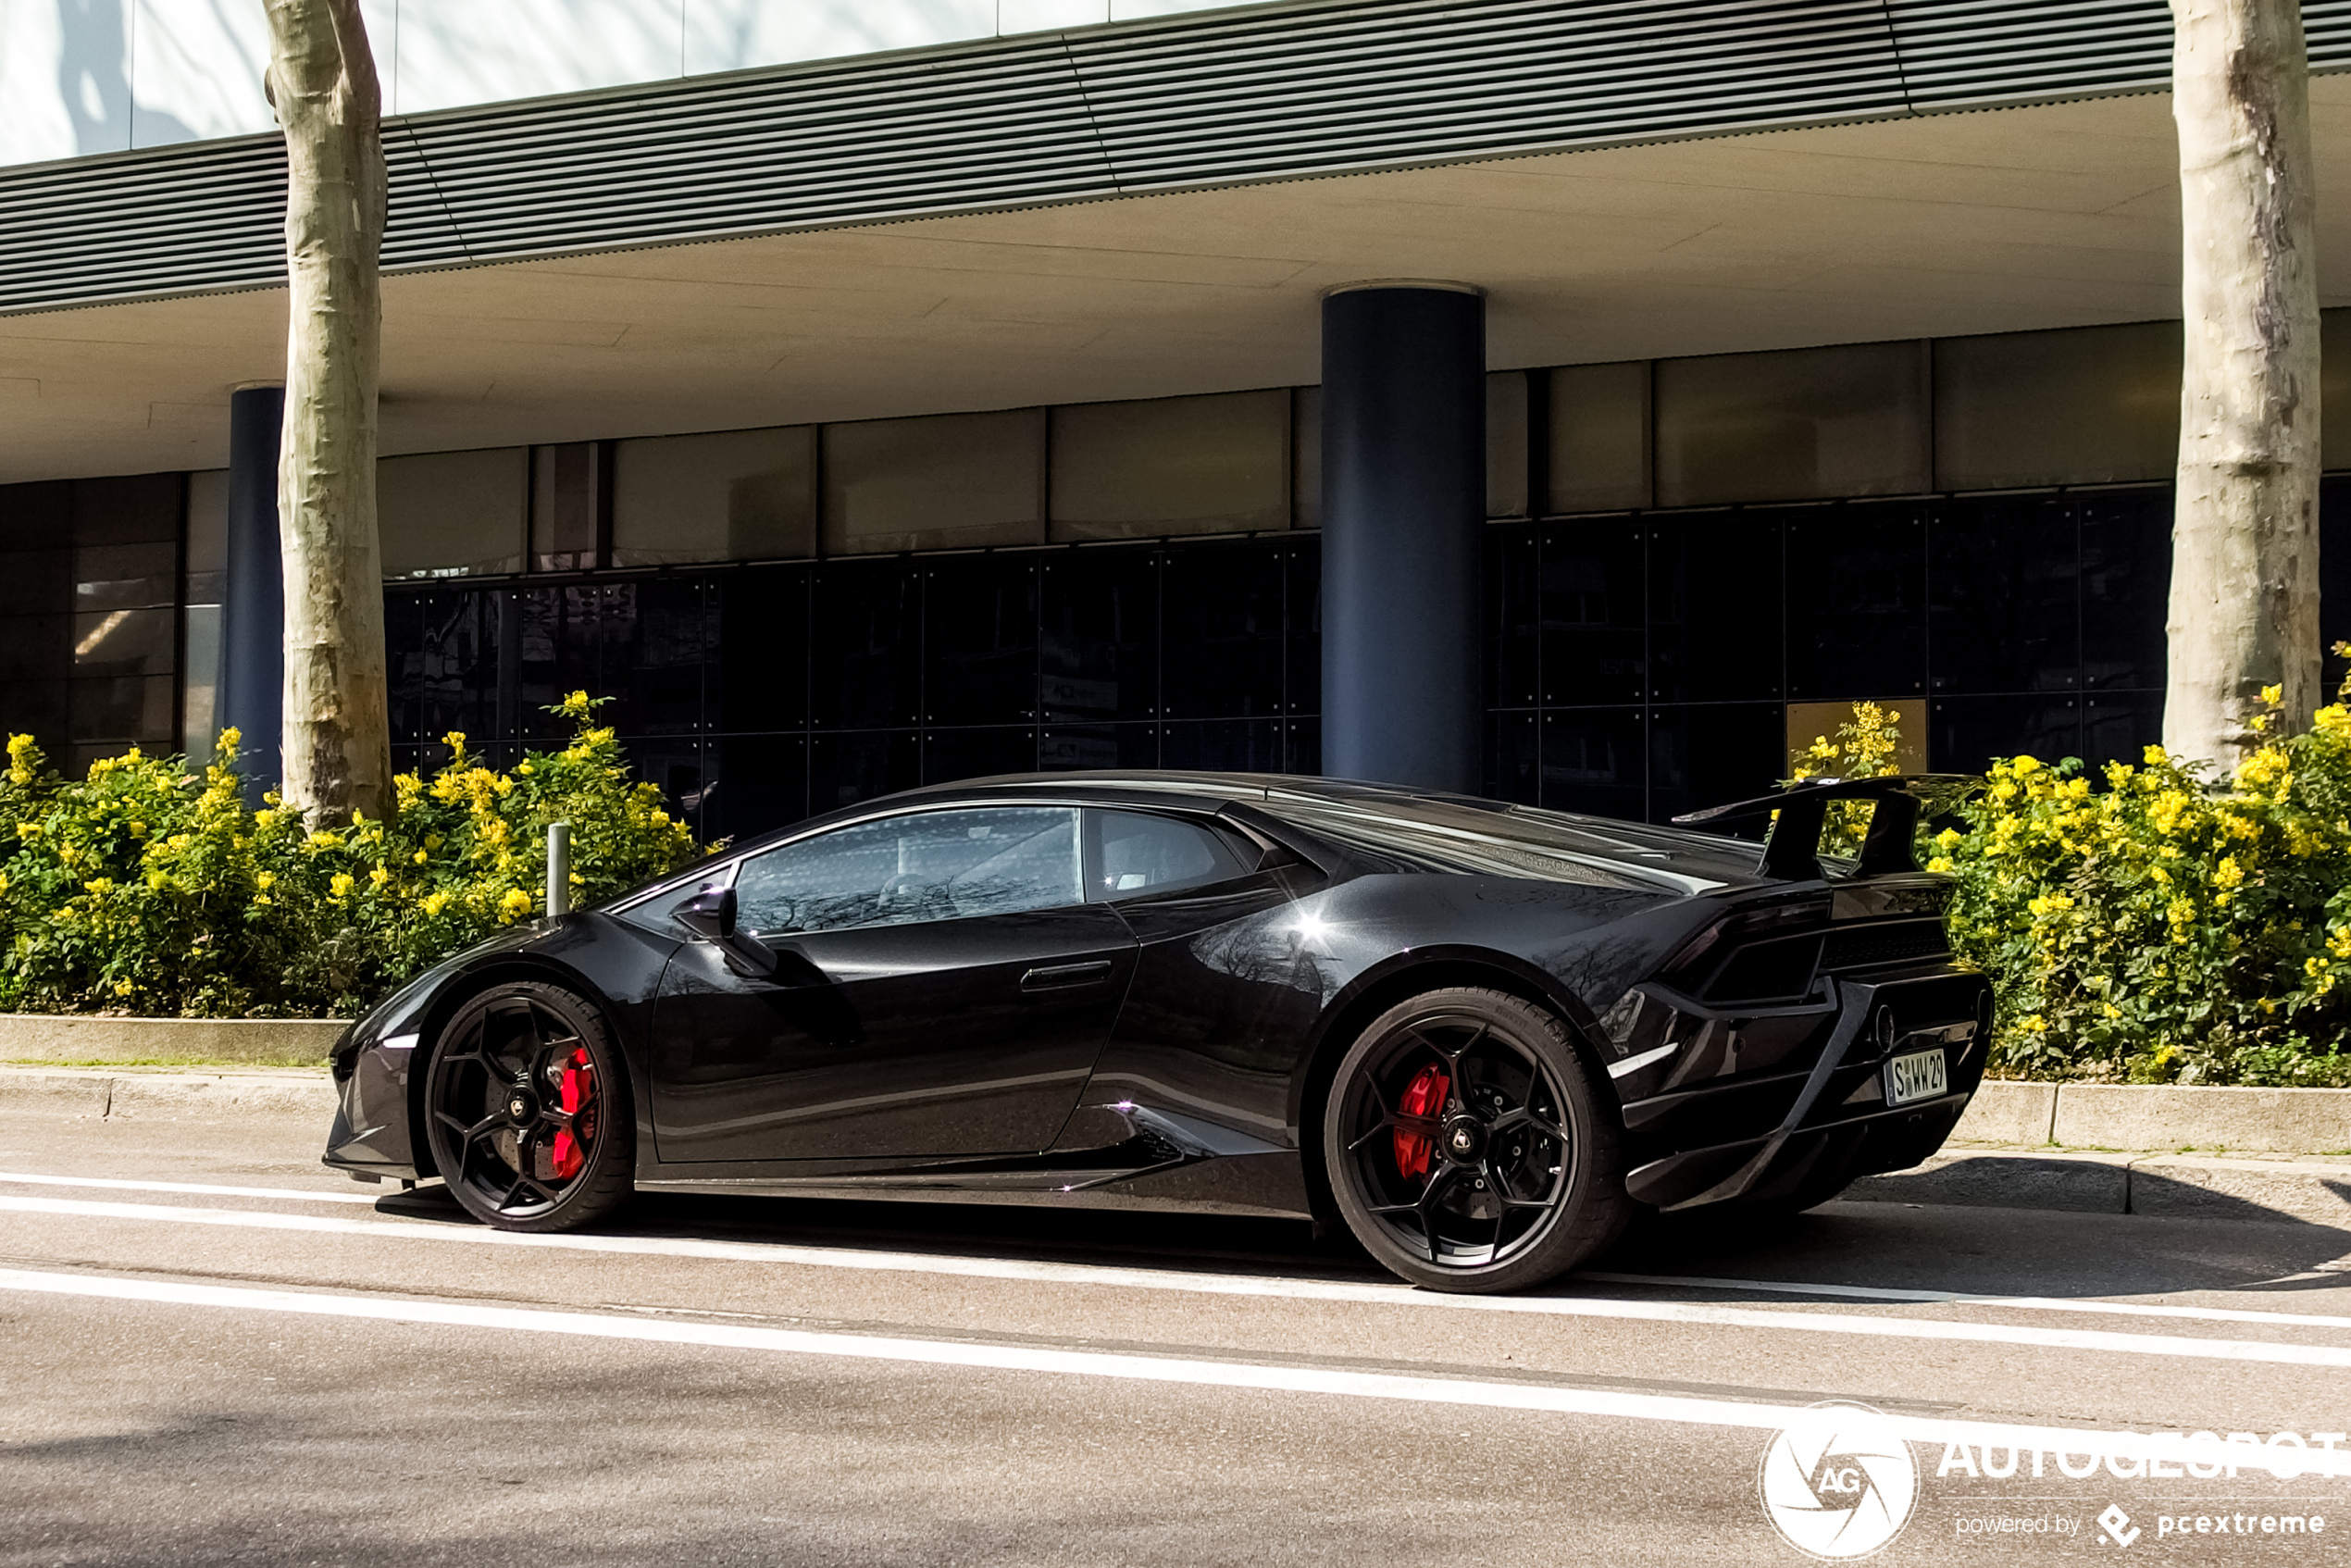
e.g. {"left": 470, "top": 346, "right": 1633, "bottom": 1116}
{"left": 1760, "top": 1401, "right": 1920, "bottom": 1559}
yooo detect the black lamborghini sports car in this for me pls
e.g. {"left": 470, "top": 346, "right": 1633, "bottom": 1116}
{"left": 324, "top": 771, "right": 1991, "bottom": 1293}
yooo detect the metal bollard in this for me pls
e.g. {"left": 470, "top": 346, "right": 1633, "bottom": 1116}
{"left": 545, "top": 821, "right": 571, "bottom": 917}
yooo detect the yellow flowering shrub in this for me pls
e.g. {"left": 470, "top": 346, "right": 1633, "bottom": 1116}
{"left": 0, "top": 694, "right": 700, "bottom": 1017}
{"left": 1939, "top": 671, "right": 2351, "bottom": 1088}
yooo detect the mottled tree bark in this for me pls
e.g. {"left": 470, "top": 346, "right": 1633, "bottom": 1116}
{"left": 2165, "top": 0, "right": 2322, "bottom": 770}
{"left": 263, "top": 0, "right": 389, "bottom": 826}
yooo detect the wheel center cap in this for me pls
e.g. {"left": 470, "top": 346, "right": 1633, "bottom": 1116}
{"left": 504, "top": 1085, "right": 538, "bottom": 1125}
{"left": 1443, "top": 1115, "right": 1486, "bottom": 1163}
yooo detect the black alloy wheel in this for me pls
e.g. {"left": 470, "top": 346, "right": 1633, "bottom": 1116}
{"left": 423, "top": 981, "right": 634, "bottom": 1232}
{"left": 1325, "top": 987, "right": 1628, "bottom": 1293}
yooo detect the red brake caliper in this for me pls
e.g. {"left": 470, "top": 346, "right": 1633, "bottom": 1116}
{"left": 549, "top": 1048, "right": 593, "bottom": 1180}
{"left": 1393, "top": 1064, "right": 1450, "bottom": 1182}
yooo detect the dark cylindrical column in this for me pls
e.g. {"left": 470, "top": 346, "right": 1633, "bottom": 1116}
{"left": 218, "top": 384, "right": 283, "bottom": 796}
{"left": 1320, "top": 283, "right": 1485, "bottom": 793}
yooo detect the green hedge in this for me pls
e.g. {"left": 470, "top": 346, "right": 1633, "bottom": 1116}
{"left": 0, "top": 694, "right": 701, "bottom": 1018}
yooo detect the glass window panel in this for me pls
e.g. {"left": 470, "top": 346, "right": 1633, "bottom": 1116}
{"left": 1051, "top": 390, "right": 1287, "bottom": 541}
{"left": 924, "top": 555, "right": 1039, "bottom": 726}
{"left": 734, "top": 805, "right": 1080, "bottom": 934}
{"left": 1485, "top": 710, "right": 1539, "bottom": 804}
{"left": 1785, "top": 698, "right": 1927, "bottom": 777}
{"left": 1284, "top": 716, "right": 1318, "bottom": 776}
{"left": 506, "top": 586, "right": 562, "bottom": 742}
{"left": 823, "top": 409, "right": 1045, "bottom": 554}
{"left": 1547, "top": 361, "right": 1651, "bottom": 516}
{"left": 1041, "top": 722, "right": 1159, "bottom": 771}
{"left": 70, "top": 605, "right": 174, "bottom": 676}
{"left": 809, "top": 728, "right": 920, "bottom": 813}
{"left": 712, "top": 566, "right": 810, "bottom": 734}
{"left": 0, "top": 549, "right": 70, "bottom": 613}
{"left": 705, "top": 734, "right": 810, "bottom": 844}
{"left": 1292, "top": 386, "right": 1321, "bottom": 530}
{"left": 1927, "top": 494, "right": 2079, "bottom": 694}
{"left": 1541, "top": 707, "right": 1645, "bottom": 821}
{"left": 1646, "top": 512, "right": 1781, "bottom": 704}
{"left": 1086, "top": 808, "right": 1247, "bottom": 899}
{"left": 0, "top": 615, "right": 68, "bottom": 682}
{"left": 379, "top": 448, "right": 527, "bottom": 579}
{"left": 1161, "top": 541, "right": 1283, "bottom": 718}
{"left": 0, "top": 481, "right": 70, "bottom": 553}
{"left": 1539, "top": 521, "right": 1645, "bottom": 706}
{"left": 511, "top": 585, "right": 607, "bottom": 741}
{"left": 1486, "top": 526, "right": 1537, "bottom": 708}
{"left": 2079, "top": 487, "right": 2171, "bottom": 693}
{"left": 70, "top": 473, "right": 180, "bottom": 547}
{"left": 612, "top": 426, "right": 817, "bottom": 566}
{"left": 1486, "top": 372, "right": 1529, "bottom": 518}
{"left": 2325, "top": 477, "right": 2351, "bottom": 693}
{"left": 812, "top": 563, "right": 921, "bottom": 729}
{"left": 1160, "top": 717, "right": 1283, "bottom": 772}
{"left": 419, "top": 591, "right": 497, "bottom": 745}
{"left": 1784, "top": 503, "right": 1927, "bottom": 702}
{"left": 1648, "top": 703, "right": 1786, "bottom": 831}
{"left": 626, "top": 738, "right": 707, "bottom": 833}
{"left": 8, "top": 680, "right": 68, "bottom": 751}
{"left": 385, "top": 592, "right": 427, "bottom": 745}
{"left": 68, "top": 674, "right": 173, "bottom": 745}
{"left": 598, "top": 578, "right": 709, "bottom": 737}
{"left": 1283, "top": 538, "right": 1318, "bottom": 717}
{"left": 185, "top": 469, "right": 228, "bottom": 604}
{"left": 1931, "top": 696, "right": 2082, "bottom": 775}
{"left": 2325, "top": 311, "right": 2351, "bottom": 471}
{"left": 923, "top": 724, "right": 1039, "bottom": 785}
{"left": 74, "top": 541, "right": 175, "bottom": 610}
{"left": 2084, "top": 690, "right": 2164, "bottom": 770}
{"left": 1656, "top": 342, "right": 1929, "bottom": 507}
{"left": 1934, "top": 323, "right": 2181, "bottom": 490}
{"left": 1040, "top": 548, "right": 1158, "bottom": 723}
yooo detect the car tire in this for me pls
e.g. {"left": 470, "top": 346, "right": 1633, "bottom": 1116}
{"left": 422, "top": 980, "right": 635, "bottom": 1233}
{"left": 1324, "top": 987, "right": 1628, "bottom": 1294}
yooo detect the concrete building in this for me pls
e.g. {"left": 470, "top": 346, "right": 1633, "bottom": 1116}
{"left": 8, "top": 0, "right": 2351, "bottom": 840}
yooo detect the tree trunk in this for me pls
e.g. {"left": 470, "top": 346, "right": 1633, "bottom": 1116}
{"left": 263, "top": 0, "right": 389, "bottom": 826}
{"left": 2165, "top": 0, "right": 2322, "bottom": 771}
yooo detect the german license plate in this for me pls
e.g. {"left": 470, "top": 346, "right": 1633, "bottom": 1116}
{"left": 1885, "top": 1049, "right": 1948, "bottom": 1107}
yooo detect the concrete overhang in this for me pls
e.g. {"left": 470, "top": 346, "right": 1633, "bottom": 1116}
{"left": 10, "top": 81, "right": 2351, "bottom": 484}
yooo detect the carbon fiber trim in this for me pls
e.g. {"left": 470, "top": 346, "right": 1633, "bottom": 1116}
{"left": 7, "top": 0, "right": 2349, "bottom": 316}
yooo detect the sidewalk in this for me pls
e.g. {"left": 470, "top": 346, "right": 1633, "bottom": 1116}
{"left": 0, "top": 1064, "right": 335, "bottom": 1119}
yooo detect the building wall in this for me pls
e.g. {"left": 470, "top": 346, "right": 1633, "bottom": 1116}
{"left": 13, "top": 312, "right": 2351, "bottom": 835}
{"left": 0, "top": 0, "right": 1249, "bottom": 168}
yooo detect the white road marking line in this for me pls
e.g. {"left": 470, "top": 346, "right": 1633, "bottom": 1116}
{"left": 4, "top": 1192, "right": 2348, "bottom": 1369}
{"left": 1583, "top": 1271, "right": 2351, "bottom": 1333}
{"left": 3, "top": 1173, "right": 2337, "bottom": 1333}
{"left": 5, "top": 1263, "right": 2339, "bottom": 1474}
{"left": 0, "top": 1171, "right": 380, "bottom": 1205}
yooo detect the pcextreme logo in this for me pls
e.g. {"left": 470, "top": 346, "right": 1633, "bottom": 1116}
{"left": 1760, "top": 1401, "right": 1921, "bottom": 1560}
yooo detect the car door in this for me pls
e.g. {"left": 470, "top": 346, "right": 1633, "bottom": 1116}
{"left": 649, "top": 803, "right": 1138, "bottom": 1164}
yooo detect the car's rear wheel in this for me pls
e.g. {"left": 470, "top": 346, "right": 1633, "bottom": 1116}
{"left": 1325, "top": 987, "right": 1627, "bottom": 1293}
{"left": 422, "top": 981, "right": 634, "bottom": 1232}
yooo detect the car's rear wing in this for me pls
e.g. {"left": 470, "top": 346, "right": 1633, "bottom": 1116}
{"left": 1671, "top": 775, "right": 1974, "bottom": 882}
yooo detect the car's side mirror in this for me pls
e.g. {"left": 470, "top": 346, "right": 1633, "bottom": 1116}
{"left": 671, "top": 886, "right": 777, "bottom": 979}
{"left": 672, "top": 886, "right": 737, "bottom": 941}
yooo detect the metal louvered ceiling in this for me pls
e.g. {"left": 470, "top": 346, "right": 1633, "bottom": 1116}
{"left": 4, "top": 0, "right": 2347, "bottom": 317}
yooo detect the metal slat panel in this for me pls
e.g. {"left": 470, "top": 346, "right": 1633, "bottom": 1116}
{"left": 5, "top": 0, "right": 2344, "bottom": 317}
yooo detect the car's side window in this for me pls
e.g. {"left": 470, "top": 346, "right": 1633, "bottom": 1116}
{"left": 733, "top": 807, "right": 1083, "bottom": 934}
{"left": 1084, "top": 809, "right": 1251, "bottom": 902}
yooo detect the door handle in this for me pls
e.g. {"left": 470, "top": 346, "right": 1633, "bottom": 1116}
{"left": 1021, "top": 960, "right": 1113, "bottom": 992}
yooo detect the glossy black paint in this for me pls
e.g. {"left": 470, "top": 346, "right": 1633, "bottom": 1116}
{"left": 325, "top": 771, "right": 1991, "bottom": 1228}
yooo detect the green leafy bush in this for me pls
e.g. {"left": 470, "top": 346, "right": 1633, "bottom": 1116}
{"left": 0, "top": 694, "right": 700, "bottom": 1018}
{"left": 1929, "top": 686, "right": 2351, "bottom": 1088}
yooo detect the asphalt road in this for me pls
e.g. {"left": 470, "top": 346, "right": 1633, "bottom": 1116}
{"left": 2, "top": 1112, "right": 2348, "bottom": 1567}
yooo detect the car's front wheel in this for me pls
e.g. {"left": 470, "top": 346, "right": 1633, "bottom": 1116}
{"left": 422, "top": 981, "right": 634, "bottom": 1232}
{"left": 1325, "top": 987, "right": 1627, "bottom": 1293}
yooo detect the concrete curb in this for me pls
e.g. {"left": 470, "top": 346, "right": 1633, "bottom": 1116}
{"left": 0, "top": 1014, "right": 348, "bottom": 1067}
{"left": 0, "top": 1065, "right": 335, "bottom": 1119}
{"left": 1850, "top": 1149, "right": 2351, "bottom": 1226}
{"left": 1955, "top": 1079, "right": 2351, "bottom": 1155}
